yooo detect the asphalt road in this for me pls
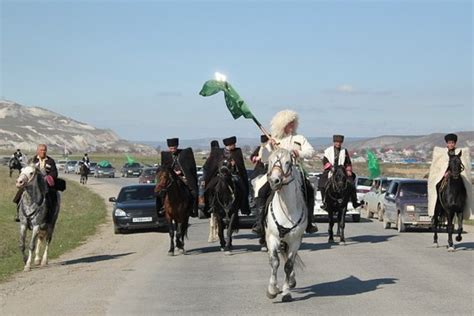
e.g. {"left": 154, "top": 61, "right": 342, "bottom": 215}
{"left": 1, "top": 173, "right": 473, "bottom": 315}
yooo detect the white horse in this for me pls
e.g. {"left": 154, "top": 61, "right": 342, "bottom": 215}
{"left": 265, "top": 148, "right": 307, "bottom": 302}
{"left": 16, "top": 165, "right": 61, "bottom": 271}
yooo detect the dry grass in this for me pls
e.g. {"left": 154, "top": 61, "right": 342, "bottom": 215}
{"left": 0, "top": 166, "right": 106, "bottom": 282}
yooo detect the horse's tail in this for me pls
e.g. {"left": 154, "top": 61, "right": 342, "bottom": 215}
{"left": 280, "top": 242, "right": 305, "bottom": 271}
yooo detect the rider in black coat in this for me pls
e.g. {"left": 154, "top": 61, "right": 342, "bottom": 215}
{"left": 158, "top": 138, "right": 199, "bottom": 218}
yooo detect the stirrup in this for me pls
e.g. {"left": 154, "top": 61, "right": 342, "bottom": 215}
{"left": 306, "top": 224, "right": 318, "bottom": 234}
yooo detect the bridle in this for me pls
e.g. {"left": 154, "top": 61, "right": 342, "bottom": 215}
{"left": 267, "top": 153, "right": 295, "bottom": 189}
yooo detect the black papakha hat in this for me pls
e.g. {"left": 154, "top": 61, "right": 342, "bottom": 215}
{"left": 210, "top": 140, "right": 219, "bottom": 148}
{"left": 444, "top": 133, "right": 457, "bottom": 143}
{"left": 223, "top": 136, "right": 237, "bottom": 146}
{"left": 167, "top": 138, "right": 179, "bottom": 147}
{"left": 333, "top": 135, "right": 344, "bottom": 142}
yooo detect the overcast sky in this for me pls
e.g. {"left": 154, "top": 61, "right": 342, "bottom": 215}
{"left": 1, "top": 1, "right": 472, "bottom": 141}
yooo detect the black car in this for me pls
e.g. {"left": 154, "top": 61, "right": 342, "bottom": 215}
{"left": 109, "top": 184, "right": 167, "bottom": 234}
{"left": 121, "top": 162, "right": 143, "bottom": 177}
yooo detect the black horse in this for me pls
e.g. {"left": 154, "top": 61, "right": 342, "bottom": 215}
{"left": 433, "top": 151, "right": 467, "bottom": 251}
{"left": 80, "top": 163, "right": 89, "bottom": 185}
{"left": 9, "top": 156, "right": 22, "bottom": 177}
{"left": 209, "top": 159, "right": 242, "bottom": 254}
{"left": 324, "top": 165, "right": 354, "bottom": 243}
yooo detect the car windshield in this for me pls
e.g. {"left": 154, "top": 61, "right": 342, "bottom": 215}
{"left": 142, "top": 168, "right": 157, "bottom": 176}
{"left": 381, "top": 180, "right": 392, "bottom": 191}
{"left": 117, "top": 186, "right": 155, "bottom": 202}
{"left": 67, "top": 161, "right": 78, "bottom": 165}
{"left": 125, "top": 163, "right": 140, "bottom": 168}
{"left": 357, "top": 177, "right": 373, "bottom": 186}
{"left": 90, "top": 163, "right": 97, "bottom": 167}
{"left": 399, "top": 183, "right": 427, "bottom": 197}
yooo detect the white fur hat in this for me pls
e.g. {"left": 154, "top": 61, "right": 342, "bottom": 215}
{"left": 270, "top": 110, "right": 299, "bottom": 139}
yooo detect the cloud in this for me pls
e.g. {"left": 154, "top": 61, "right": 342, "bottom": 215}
{"left": 324, "top": 84, "right": 393, "bottom": 96}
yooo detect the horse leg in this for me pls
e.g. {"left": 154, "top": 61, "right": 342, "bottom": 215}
{"left": 328, "top": 210, "right": 335, "bottom": 243}
{"left": 447, "top": 213, "right": 455, "bottom": 251}
{"left": 432, "top": 208, "right": 439, "bottom": 247}
{"left": 19, "top": 224, "right": 28, "bottom": 264}
{"left": 266, "top": 234, "right": 280, "bottom": 299}
{"left": 339, "top": 208, "right": 347, "bottom": 244}
{"left": 168, "top": 221, "right": 175, "bottom": 256}
{"left": 455, "top": 212, "right": 463, "bottom": 243}
{"left": 224, "top": 213, "right": 235, "bottom": 255}
{"left": 281, "top": 241, "right": 301, "bottom": 302}
{"left": 217, "top": 217, "right": 226, "bottom": 251}
{"left": 24, "top": 225, "right": 40, "bottom": 271}
{"left": 34, "top": 233, "right": 43, "bottom": 265}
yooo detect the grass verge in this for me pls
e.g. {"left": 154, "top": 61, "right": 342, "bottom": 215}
{"left": 0, "top": 166, "right": 106, "bottom": 282}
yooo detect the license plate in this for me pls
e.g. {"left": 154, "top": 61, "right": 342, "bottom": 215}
{"left": 419, "top": 216, "right": 431, "bottom": 222}
{"left": 132, "top": 217, "right": 152, "bottom": 223}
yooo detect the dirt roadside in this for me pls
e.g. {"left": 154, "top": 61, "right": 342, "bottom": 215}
{"left": 0, "top": 175, "right": 167, "bottom": 315}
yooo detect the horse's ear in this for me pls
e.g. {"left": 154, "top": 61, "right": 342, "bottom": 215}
{"left": 458, "top": 150, "right": 462, "bottom": 157}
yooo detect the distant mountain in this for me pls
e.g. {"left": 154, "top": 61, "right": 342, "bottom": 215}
{"left": 0, "top": 100, "right": 156, "bottom": 154}
{"left": 345, "top": 132, "right": 474, "bottom": 151}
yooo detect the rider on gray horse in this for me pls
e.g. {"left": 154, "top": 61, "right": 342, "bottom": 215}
{"left": 13, "top": 144, "right": 58, "bottom": 223}
{"left": 252, "top": 110, "right": 318, "bottom": 237}
{"left": 319, "top": 135, "right": 363, "bottom": 211}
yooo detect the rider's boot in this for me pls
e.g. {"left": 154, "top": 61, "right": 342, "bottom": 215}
{"left": 252, "top": 197, "right": 266, "bottom": 236}
{"left": 305, "top": 183, "right": 318, "bottom": 234}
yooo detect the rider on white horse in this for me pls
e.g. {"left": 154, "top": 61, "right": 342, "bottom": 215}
{"left": 252, "top": 109, "right": 318, "bottom": 237}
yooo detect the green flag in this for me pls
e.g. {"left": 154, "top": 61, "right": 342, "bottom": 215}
{"left": 98, "top": 160, "right": 112, "bottom": 168}
{"left": 199, "top": 80, "right": 255, "bottom": 120}
{"left": 367, "top": 150, "right": 381, "bottom": 179}
{"left": 126, "top": 155, "right": 136, "bottom": 165}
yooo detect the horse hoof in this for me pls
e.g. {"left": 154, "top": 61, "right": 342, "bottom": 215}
{"left": 447, "top": 247, "right": 455, "bottom": 252}
{"left": 23, "top": 266, "right": 31, "bottom": 272}
{"left": 456, "top": 236, "right": 462, "bottom": 242}
{"left": 266, "top": 290, "right": 278, "bottom": 299}
{"left": 432, "top": 243, "right": 439, "bottom": 248}
{"left": 167, "top": 251, "right": 174, "bottom": 256}
{"left": 220, "top": 247, "right": 225, "bottom": 252}
{"left": 225, "top": 251, "right": 232, "bottom": 256}
{"left": 328, "top": 238, "right": 334, "bottom": 243}
{"left": 34, "top": 259, "right": 41, "bottom": 265}
{"left": 281, "top": 293, "right": 293, "bottom": 302}
{"left": 260, "top": 246, "right": 268, "bottom": 252}
{"left": 177, "top": 248, "right": 186, "bottom": 255}
{"left": 41, "top": 261, "right": 48, "bottom": 267}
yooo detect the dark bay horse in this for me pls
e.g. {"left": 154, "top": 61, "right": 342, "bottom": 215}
{"left": 155, "top": 167, "right": 192, "bottom": 256}
{"left": 9, "top": 156, "right": 22, "bottom": 177}
{"left": 16, "top": 165, "right": 61, "bottom": 271}
{"left": 209, "top": 159, "right": 241, "bottom": 254}
{"left": 324, "top": 165, "right": 353, "bottom": 243}
{"left": 80, "top": 163, "right": 89, "bottom": 185}
{"left": 433, "top": 151, "right": 467, "bottom": 251}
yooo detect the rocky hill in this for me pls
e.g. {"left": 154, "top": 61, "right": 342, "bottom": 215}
{"left": 345, "top": 132, "right": 473, "bottom": 151}
{"left": 0, "top": 100, "right": 156, "bottom": 154}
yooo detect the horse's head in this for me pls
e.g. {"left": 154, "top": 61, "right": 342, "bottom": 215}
{"left": 218, "top": 159, "right": 233, "bottom": 178}
{"left": 449, "top": 151, "right": 464, "bottom": 179}
{"left": 332, "top": 165, "right": 348, "bottom": 188}
{"left": 16, "top": 165, "right": 39, "bottom": 189}
{"left": 155, "top": 167, "right": 173, "bottom": 193}
{"left": 267, "top": 148, "right": 294, "bottom": 191}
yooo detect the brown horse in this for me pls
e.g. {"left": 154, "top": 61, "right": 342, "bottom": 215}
{"left": 155, "top": 167, "right": 192, "bottom": 256}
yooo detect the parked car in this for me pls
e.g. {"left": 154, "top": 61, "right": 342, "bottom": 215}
{"left": 109, "top": 184, "right": 167, "bottom": 234}
{"left": 138, "top": 167, "right": 159, "bottom": 183}
{"left": 95, "top": 163, "right": 115, "bottom": 178}
{"left": 64, "top": 160, "right": 78, "bottom": 174}
{"left": 382, "top": 179, "right": 430, "bottom": 232}
{"left": 56, "top": 160, "right": 68, "bottom": 171}
{"left": 121, "top": 162, "right": 143, "bottom": 177}
{"left": 363, "top": 177, "right": 403, "bottom": 220}
{"left": 355, "top": 176, "right": 374, "bottom": 201}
